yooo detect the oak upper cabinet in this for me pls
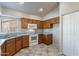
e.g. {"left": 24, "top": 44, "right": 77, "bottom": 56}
{"left": 38, "top": 21, "right": 43, "bottom": 29}
{"left": 32, "top": 20, "right": 42, "bottom": 29}
{"left": 5, "top": 38, "right": 16, "bottom": 56}
{"left": 43, "top": 34, "right": 52, "bottom": 45}
{"left": 15, "top": 37, "right": 22, "bottom": 52}
{"left": 21, "top": 18, "right": 32, "bottom": 28}
{"left": 38, "top": 34, "right": 43, "bottom": 44}
{"left": 49, "top": 16, "right": 59, "bottom": 24}
{"left": 43, "top": 21, "right": 50, "bottom": 29}
{"left": 21, "top": 18, "right": 43, "bottom": 29}
{"left": 22, "top": 35, "right": 29, "bottom": 48}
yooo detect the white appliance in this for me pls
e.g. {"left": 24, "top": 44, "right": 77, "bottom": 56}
{"left": 29, "top": 34, "right": 38, "bottom": 46}
{"left": 28, "top": 23, "right": 38, "bottom": 46}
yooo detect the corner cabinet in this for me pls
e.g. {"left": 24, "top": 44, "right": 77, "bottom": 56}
{"left": 38, "top": 34, "right": 43, "bottom": 44}
{"left": 42, "top": 16, "right": 59, "bottom": 29}
{"left": 21, "top": 18, "right": 32, "bottom": 28}
{"left": 32, "top": 20, "right": 43, "bottom": 29}
{"left": 43, "top": 34, "right": 52, "bottom": 45}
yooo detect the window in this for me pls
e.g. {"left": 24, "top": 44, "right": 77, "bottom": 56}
{"left": 0, "top": 16, "right": 20, "bottom": 33}
{"left": 0, "top": 17, "right": 1, "bottom": 32}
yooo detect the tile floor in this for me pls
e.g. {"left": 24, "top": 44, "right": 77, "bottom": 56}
{"left": 14, "top": 44, "right": 61, "bottom": 56}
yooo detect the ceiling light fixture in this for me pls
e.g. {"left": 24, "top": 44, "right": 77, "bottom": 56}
{"left": 39, "top": 8, "right": 43, "bottom": 12}
{"left": 19, "top": 2, "right": 24, "bottom": 4}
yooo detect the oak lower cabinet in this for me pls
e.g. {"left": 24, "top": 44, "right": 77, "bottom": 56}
{"left": 38, "top": 34, "right": 43, "bottom": 44}
{"left": 22, "top": 35, "right": 29, "bottom": 48}
{"left": 43, "top": 34, "right": 52, "bottom": 45}
{"left": 1, "top": 43, "right": 6, "bottom": 56}
{"left": 15, "top": 37, "right": 22, "bottom": 52}
{"left": 1, "top": 35, "right": 29, "bottom": 56}
{"left": 5, "top": 38, "right": 16, "bottom": 56}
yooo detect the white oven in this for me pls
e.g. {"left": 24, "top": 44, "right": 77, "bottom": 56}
{"left": 29, "top": 34, "right": 38, "bottom": 46}
{"left": 28, "top": 23, "right": 38, "bottom": 46}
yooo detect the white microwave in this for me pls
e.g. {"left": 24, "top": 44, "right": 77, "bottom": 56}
{"left": 28, "top": 24, "right": 37, "bottom": 29}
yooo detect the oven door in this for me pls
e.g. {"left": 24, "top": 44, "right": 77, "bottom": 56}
{"left": 29, "top": 34, "right": 38, "bottom": 42}
{"left": 29, "top": 34, "right": 38, "bottom": 46}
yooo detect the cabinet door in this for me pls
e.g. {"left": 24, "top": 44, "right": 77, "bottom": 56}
{"left": 43, "top": 34, "right": 52, "bottom": 45}
{"left": 21, "top": 18, "right": 32, "bottom": 28}
{"left": 15, "top": 37, "right": 22, "bottom": 52}
{"left": 1, "top": 43, "right": 6, "bottom": 56}
{"left": 47, "top": 34, "right": 52, "bottom": 44}
{"left": 38, "top": 34, "right": 43, "bottom": 44}
{"left": 43, "top": 21, "right": 50, "bottom": 29}
{"left": 22, "top": 35, "right": 29, "bottom": 48}
{"left": 6, "top": 39, "right": 15, "bottom": 56}
{"left": 45, "top": 34, "right": 52, "bottom": 45}
{"left": 32, "top": 20, "right": 41, "bottom": 29}
{"left": 38, "top": 21, "right": 43, "bottom": 29}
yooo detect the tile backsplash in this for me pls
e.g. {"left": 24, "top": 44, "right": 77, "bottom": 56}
{"left": 43, "top": 28, "right": 53, "bottom": 34}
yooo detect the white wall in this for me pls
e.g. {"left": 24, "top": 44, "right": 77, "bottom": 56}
{"left": 60, "top": 2, "right": 79, "bottom": 15}
{"left": 53, "top": 24, "right": 60, "bottom": 49}
{"left": 43, "top": 6, "right": 59, "bottom": 20}
{"left": 0, "top": 6, "right": 1, "bottom": 32}
{"left": 60, "top": 2, "right": 79, "bottom": 55}
{"left": 0, "top": 18, "right": 1, "bottom": 32}
{"left": 0, "top": 6, "right": 2, "bottom": 14}
{"left": 2, "top": 7, "right": 42, "bottom": 20}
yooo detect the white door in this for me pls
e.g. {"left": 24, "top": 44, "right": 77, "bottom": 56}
{"left": 73, "top": 11, "right": 79, "bottom": 56}
{"left": 63, "top": 13, "right": 73, "bottom": 56}
{"left": 63, "top": 11, "right": 79, "bottom": 56}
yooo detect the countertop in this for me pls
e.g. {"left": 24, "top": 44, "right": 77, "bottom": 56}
{"left": 0, "top": 33, "right": 29, "bottom": 46}
{"left": 0, "top": 29, "right": 53, "bottom": 46}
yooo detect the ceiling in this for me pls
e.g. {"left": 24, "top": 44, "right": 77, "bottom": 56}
{"left": 0, "top": 2, "right": 59, "bottom": 17}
